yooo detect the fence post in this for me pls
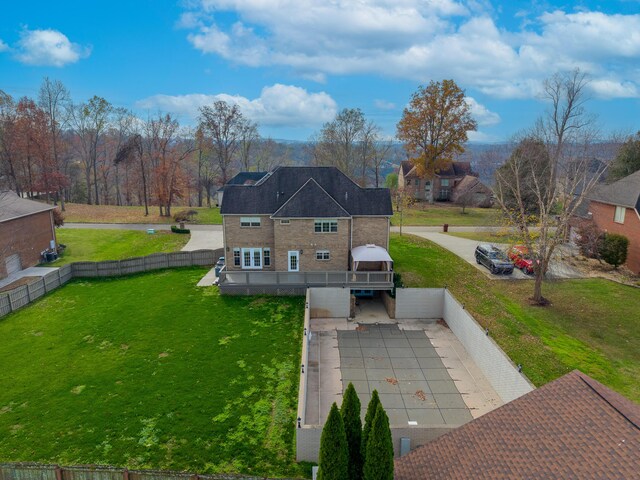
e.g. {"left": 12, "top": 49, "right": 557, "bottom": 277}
{"left": 58, "top": 268, "right": 63, "bottom": 284}
{"left": 26, "top": 283, "right": 32, "bottom": 302}
{"left": 55, "top": 466, "right": 63, "bottom": 480}
{"left": 123, "top": 468, "right": 129, "bottom": 480}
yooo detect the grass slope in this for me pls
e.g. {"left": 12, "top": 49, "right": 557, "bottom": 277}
{"left": 62, "top": 204, "right": 222, "bottom": 225}
{"left": 391, "top": 205, "right": 498, "bottom": 226}
{"left": 0, "top": 268, "right": 306, "bottom": 477}
{"left": 390, "top": 234, "right": 640, "bottom": 402}
{"left": 53, "top": 229, "right": 189, "bottom": 265}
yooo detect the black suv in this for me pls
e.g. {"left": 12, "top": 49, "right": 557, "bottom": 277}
{"left": 475, "top": 244, "right": 514, "bottom": 275}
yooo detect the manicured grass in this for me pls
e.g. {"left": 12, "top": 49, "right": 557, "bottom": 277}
{"left": 446, "top": 231, "right": 519, "bottom": 244}
{"left": 52, "top": 229, "right": 189, "bottom": 265}
{"left": 62, "top": 204, "right": 222, "bottom": 225}
{"left": 390, "top": 233, "right": 640, "bottom": 402}
{"left": 0, "top": 268, "right": 307, "bottom": 477}
{"left": 391, "top": 204, "right": 499, "bottom": 226}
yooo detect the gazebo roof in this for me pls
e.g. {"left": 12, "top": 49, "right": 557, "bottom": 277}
{"left": 351, "top": 244, "right": 393, "bottom": 263}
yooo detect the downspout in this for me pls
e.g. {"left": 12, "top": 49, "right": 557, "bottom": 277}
{"left": 349, "top": 216, "right": 353, "bottom": 271}
{"left": 222, "top": 215, "right": 227, "bottom": 266}
{"left": 50, "top": 210, "right": 57, "bottom": 254}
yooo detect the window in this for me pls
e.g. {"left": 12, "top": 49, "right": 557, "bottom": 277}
{"left": 614, "top": 206, "right": 626, "bottom": 224}
{"left": 233, "top": 248, "right": 240, "bottom": 266}
{"left": 280, "top": 219, "right": 290, "bottom": 225}
{"left": 441, "top": 179, "right": 450, "bottom": 187}
{"left": 240, "top": 217, "right": 261, "bottom": 227}
{"left": 406, "top": 179, "right": 411, "bottom": 186}
{"left": 263, "top": 248, "right": 271, "bottom": 266}
{"left": 316, "top": 250, "right": 330, "bottom": 261}
{"left": 241, "top": 248, "right": 263, "bottom": 269}
{"left": 314, "top": 219, "right": 338, "bottom": 233}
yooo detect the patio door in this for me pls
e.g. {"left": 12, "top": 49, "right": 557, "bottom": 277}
{"left": 288, "top": 251, "right": 299, "bottom": 272}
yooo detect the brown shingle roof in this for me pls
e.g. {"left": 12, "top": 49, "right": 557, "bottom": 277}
{"left": 589, "top": 169, "right": 640, "bottom": 210}
{"left": 395, "top": 370, "right": 640, "bottom": 480}
{"left": 0, "top": 191, "right": 54, "bottom": 223}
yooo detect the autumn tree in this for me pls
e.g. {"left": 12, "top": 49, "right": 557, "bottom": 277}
{"left": 494, "top": 69, "right": 607, "bottom": 305}
{"left": 0, "top": 91, "right": 20, "bottom": 192}
{"left": 114, "top": 134, "right": 148, "bottom": 214}
{"left": 397, "top": 79, "right": 477, "bottom": 203}
{"left": 198, "top": 101, "right": 252, "bottom": 185}
{"left": 607, "top": 132, "right": 640, "bottom": 182}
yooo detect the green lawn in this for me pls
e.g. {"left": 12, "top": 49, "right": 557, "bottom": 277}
{"left": 390, "top": 233, "right": 640, "bottom": 402}
{"left": 63, "top": 204, "right": 222, "bottom": 225}
{"left": 446, "top": 231, "right": 519, "bottom": 244}
{"left": 0, "top": 268, "right": 307, "bottom": 477}
{"left": 391, "top": 205, "right": 499, "bottom": 226}
{"left": 52, "top": 229, "right": 189, "bottom": 265}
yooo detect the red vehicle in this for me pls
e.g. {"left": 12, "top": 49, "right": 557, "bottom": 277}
{"left": 508, "top": 245, "right": 535, "bottom": 274}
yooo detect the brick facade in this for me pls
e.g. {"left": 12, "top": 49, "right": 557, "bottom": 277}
{"left": 590, "top": 201, "right": 640, "bottom": 274}
{"left": 223, "top": 215, "right": 389, "bottom": 272}
{"left": 0, "top": 210, "right": 56, "bottom": 279}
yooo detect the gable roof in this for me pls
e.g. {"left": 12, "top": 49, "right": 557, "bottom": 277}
{"left": 0, "top": 191, "right": 54, "bottom": 223}
{"left": 454, "top": 175, "right": 492, "bottom": 194}
{"left": 217, "top": 171, "right": 268, "bottom": 192}
{"left": 400, "top": 160, "right": 415, "bottom": 177}
{"left": 399, "top": 161, "right": 474, "bottom": 179}
{"left": 395, "top": 370, "right": 640, "bottom": 480}
{"left": 272, "top": 178, "right": 351, "bottom": 218}
{"left": 590, "top": 169, "right": 640, "bottom": 210}
{"left": 221, "top": 166, "right": 393, "bottom": 217}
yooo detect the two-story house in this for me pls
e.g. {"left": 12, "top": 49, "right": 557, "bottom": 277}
{"left": 218, "top": 166, "right": 394, "bottom": 293}
{"left": 398, "top": 160, "right": 475, "bottom": 202}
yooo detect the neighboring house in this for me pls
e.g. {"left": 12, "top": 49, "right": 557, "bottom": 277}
{"left": 395, "top": 370, "right": 640, "bottom": 479}
{"left": 219, "top": 166, "right": 393, "bottom": 292}
{"left": 450, "top": 174, "right": 494, "bottom": 207}
{"left": 215, "top": 171, "right": 269, "bottom": 207}
{"left": 0, "top": 191, "right": 57, "bottom": 279}
{"left": 398, "top": 160, "right": 476, "bottom": 202}
{"left": 587, "top": 170, "right": 640, "bottom": 273}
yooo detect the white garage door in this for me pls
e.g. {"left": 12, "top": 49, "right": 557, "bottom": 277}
{"left": 5, "top": 254, "right": 21, "bottom": 275}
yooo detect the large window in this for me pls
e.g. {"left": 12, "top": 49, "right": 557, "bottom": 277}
{"left": 263, "top": 248, "right": 271, "bottom": 266}
{"left": 314, "top": 219, "right": 338, "bottom": 233}
{"left": 241, "top": 248, "right": 263, "bottom": 269}
{"left": 240, "top": 217, "right": 261, "bottom": 227}
{"left": 614, "top": 206, "right": 626, "bottom": 224}
{"left": 441, "top": 179, "right": 450, "bottom": 187}
{"left": 316, "top": 250, "right": 330, "bottom": 261}
{"left": 233, "top": 248, "right": 240, "bottom": 266}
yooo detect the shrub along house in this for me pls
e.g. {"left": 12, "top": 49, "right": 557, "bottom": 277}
{"left": 218, "top": 166, "right": 394, "bottom": 294}
{"left": 0, "top": 191, "right": 57, "bottom": 280}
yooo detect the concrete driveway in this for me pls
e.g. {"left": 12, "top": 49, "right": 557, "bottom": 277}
{"left": 181, "top": 230, "right": 223, "bottom": 251}
{"left": 401, "top": 228, "right": 583, "bottom": 280}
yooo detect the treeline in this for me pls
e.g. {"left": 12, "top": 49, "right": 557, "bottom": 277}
{"left": 0, "top": 78, "right": 292, "bottom": 215}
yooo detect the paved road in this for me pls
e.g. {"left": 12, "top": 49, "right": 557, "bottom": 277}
{"left": 402, "top": 228, "right": 584, "bottom": 280}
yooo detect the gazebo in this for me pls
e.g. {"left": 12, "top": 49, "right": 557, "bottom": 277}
{"left": 351, "top": 244, "right": 393, "bottom": 272}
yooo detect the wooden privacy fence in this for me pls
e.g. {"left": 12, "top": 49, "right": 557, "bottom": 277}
{"left": 0, "top": 463, "right": 303, "bottom": 480}
{"left": 0, "top": 249, "right": 222, "bottom": 319}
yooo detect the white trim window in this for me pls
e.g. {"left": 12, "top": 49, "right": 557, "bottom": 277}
{"left": 263, "top": 248, "right": 271, "bottom": 267}
{"left": 241, "top": 248, "right": 263, "bottom": 269}
{"left": 233, "top": 248, "right": 241, "bottom": 266}
{"left": 280, "top": 219, "right": 290, "bottom": 225}
{"left": 315, "top": 250, "right": 330, "bottom": 261}
{"left": 614, "top": 206, "right": 626, "bottom": 224}
{"left": 240, "top": 217, "right": 261, "bottom": 227}
{"left": 314, "top": 219, "right": 338, "bottom": 233}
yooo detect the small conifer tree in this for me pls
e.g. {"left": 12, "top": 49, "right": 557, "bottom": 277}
{"left": 361, "top": 389, "right": 381, "bottom": 463}
{"left": 363, "top": 403, "right": 394, "bottom": 480}
{"left": 317, "top": 402, "right": 348, "bottom": 480}
{"left": 340, "top": 383, "right": 363, "bottom": 480}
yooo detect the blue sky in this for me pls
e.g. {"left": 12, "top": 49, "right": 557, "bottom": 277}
{"left": 1, "top": 0, "right": 639, "bottom": 141}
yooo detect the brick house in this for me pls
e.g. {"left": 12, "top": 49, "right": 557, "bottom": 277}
{"left": 0, "top": 191, "right": 57, "bottom": 279}
{"left": 218, "top": 166, "right": 393, "bottom": 292}
{"left": 398, "top": 160, "right": 478, "bottom": 202}
{"left": 395, "top": 370, "right": 640, "bottom": 479}
{"left": 587, "top": 170, "right": 640, "bottom": 273}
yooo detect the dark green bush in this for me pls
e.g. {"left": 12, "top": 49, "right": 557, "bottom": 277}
{"left": 317, "top": 402, "right": 348, "bottom": 480}
{"left": 599, "top": 233, "right": 629, "bottom": 268}
{"left": 361, "top": 390, "right": 381, "bottom": 463}
{"left": 171, "top": 225, "right": 191, "bottom": 234}
{"left": 363, "top": 403, "right": 394, "bottom": 480}
{"left": 173, "top": 209, "right": 198, "bottom": 223}
{"left": 340, "top": 383, "right": 363, "bottom": 480}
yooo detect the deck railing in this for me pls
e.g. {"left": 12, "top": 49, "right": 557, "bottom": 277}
{"left": 218, "top": 266, "right": 393, "bottom": 288}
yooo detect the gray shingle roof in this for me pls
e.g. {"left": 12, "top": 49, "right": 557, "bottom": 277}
{"left": 216, "top": 171, "right": 269, "bottom": 192}
{"left": 0, "top": 191, "right": 54, "bottom": 223}
{"left": 220, "top": 166, "right": 393, "bottom": 217}
{"left": 589, "top": 169, "right": 640, "bottom": 210}
{"left": 272, "top": 179, "right": 351, "bottom": 218}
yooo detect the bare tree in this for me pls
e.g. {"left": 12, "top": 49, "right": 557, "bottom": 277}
{"left": 237, "top": 120, "right": 260, "bottom": 171}
{"left": 315, "top": 108, "right": 366, "bottom": 181}
{"left": 494, "top": 69, "right": 607, "bottom": 305}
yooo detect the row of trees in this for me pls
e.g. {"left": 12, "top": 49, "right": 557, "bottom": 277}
{"left": 317, "top": 385, "right": 393, "bottom": 480}
{"left": 0, "top": 79, "right": 290, "bottom": 214}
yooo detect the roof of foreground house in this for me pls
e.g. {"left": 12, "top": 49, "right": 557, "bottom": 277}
{"left": 217, "top": 171, "right": 269, "bottom": 192}
{"left": 400, "top": 160, "right": 474, "bottom": 179}
{"left": 589, "top": 169, "right": 640, "bottom": 211}
{"left": 220, "top": 166, "right": 393, "bottom": 217}
{"left": 394, "top": 370, "right": 640, "bottom": 480}
{"left": 0, "top": 191, "right": 55, "bottom": 223}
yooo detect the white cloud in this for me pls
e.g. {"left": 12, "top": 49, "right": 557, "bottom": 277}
{"left": 0, "top": 39, "right": 8, "bottom": 52}
{"left": 137, "top": 84, "right": 337, "bottom": 127}
{"left": 374, "top": 99, "right": 396, "bottom": 110}
{"left": 180, "top": 1, "right": 640, "bottom": 100}
{"left": 465, "top": 97, "right": 500, "bottom": 126}
{"left": 15, "top": 29, "right": 91, "bottom": 66}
